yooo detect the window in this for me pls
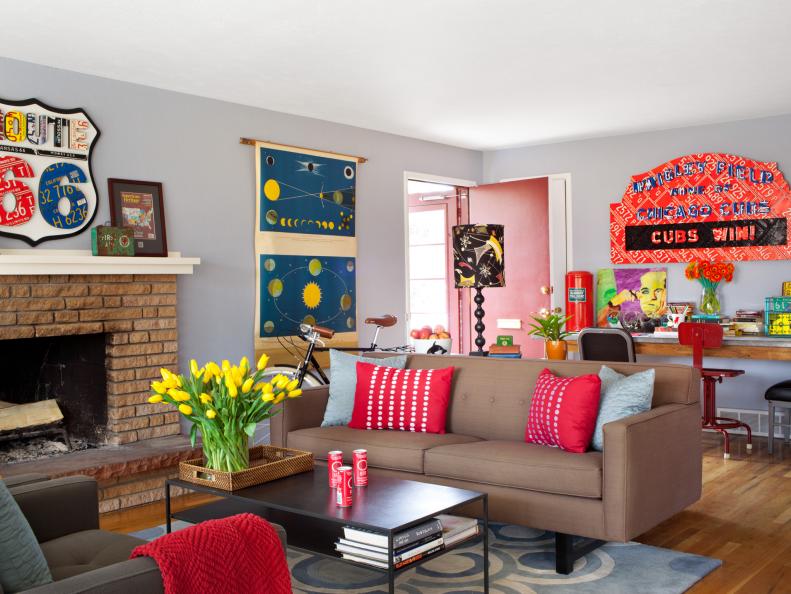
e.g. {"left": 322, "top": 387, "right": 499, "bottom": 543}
{"left": 408, "top": 206, "right": 449, "bottom": 331}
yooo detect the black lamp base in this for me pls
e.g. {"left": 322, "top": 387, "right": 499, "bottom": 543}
{"left": 469, "top": 287, "right": 488, "bottom": 357}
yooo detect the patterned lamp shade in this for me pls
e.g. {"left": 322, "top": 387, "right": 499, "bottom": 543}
{"left": 452, "top": 224, "right": 505, "bottom": 289}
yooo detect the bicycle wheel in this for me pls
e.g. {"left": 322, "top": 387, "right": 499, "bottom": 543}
{"left": 259, "top": 365, "right": 323, "bottom": 388}
{"left": 252, "top": 365, "right": 323, "bottom": 446}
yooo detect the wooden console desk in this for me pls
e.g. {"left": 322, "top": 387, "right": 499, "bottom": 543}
{"left": 565, "top": 333, "right": 791, "bottom": 362}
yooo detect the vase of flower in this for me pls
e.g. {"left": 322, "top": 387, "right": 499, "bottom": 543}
{"left": 528, "top": 309, "right": 573, "bottom": 361}
{"left": 148, "top": 354, "right": 303, "bottom": 473}
{"left": 685, "top": 260, "right": 734, "bottom": 316}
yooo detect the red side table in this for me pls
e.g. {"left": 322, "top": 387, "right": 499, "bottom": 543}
{"left": 678, "top": 322, "right": 751, "bottom": 459}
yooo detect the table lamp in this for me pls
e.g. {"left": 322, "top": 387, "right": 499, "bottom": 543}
{"left": 452, "top": 224, "right": 505, "bottom": 356}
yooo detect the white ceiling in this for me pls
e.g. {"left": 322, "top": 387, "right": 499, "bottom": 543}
{"left": 4, "top": 0, "right": 791, "bottom": 150}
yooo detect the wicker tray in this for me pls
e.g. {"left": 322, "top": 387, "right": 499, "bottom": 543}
{"left": 179, "top": 445, "right": 314, "bottom": 491}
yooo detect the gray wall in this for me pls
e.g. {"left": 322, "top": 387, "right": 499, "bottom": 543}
{"left": 0, "top": 57, "right": 481, "bottom": 370}
{"left": 484, "top": 115, "right": 791, "bottom": 411}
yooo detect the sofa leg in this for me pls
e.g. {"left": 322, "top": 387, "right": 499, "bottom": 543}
{"left": 555, "top": 533, "right": 605, "bottom": 574}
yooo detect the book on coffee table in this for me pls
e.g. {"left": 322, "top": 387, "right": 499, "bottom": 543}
{"left": 343, "top": 518, "right": 442, "bottom": 549}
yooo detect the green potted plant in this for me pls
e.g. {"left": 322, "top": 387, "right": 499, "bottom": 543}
{"left": 527, "top": 309, "right": 573, "bottom": 360}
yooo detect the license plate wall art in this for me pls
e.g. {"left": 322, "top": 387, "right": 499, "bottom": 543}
{"left": 610, "top": 153, "right": 791, "bottom": 263}
{"left": 0, "top": 98, "right": 100, "bottom": 245}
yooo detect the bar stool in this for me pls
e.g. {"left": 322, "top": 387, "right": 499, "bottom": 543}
{"left": 765, "top": 381, "right": 791, "bottom": 454}
{"left": 678, "top": 322, "right": 751, "bottom": 458}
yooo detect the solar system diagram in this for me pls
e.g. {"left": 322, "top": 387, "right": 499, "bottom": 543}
{"left": 259, "top": 254, "right": 356, "bottom": 338}
{"left": 259, "top": 147, "right": 356, "bottom": 237}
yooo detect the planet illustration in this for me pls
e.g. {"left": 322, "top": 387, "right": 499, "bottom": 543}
{"left": 265, "top": 210, "right": 278, "bottom": 225}
{"left": 308, "top": 258, "right": 322, "bottom": 276}
{"left": 303, "top": 314, "right": 316, "bottom": 326}
{"left": 346, "top": 316, "right": 355, "bottom": 329}
{"left": 264, "top": 258, "right": 276, "bottom": 272}
{"left": 264, "top": 179, "right": 280, "bottom": 201}
{"left": 267, "top": 278, "right": 283, "bottom": 298}
{"left": 340, "top": 293, "right": 352, "bottom": 311}
{"left": 263, "top": 320, "right": 275, "bottom": 333}
{"left": 333, "top": 190, "right": 344, "bottom": 204}
{"left": 346, "top": 260, "right": 354, "bottom": 272}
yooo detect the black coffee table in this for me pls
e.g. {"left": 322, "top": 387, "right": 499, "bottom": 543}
{"left": 165, "top": 470, "right": 489, "bottom": 593}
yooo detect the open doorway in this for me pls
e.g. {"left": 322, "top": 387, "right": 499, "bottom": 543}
{"left": 406, "top": 179, "right": 469, "bottom": 353}
{"left": 404, "top": 173, "right": 569, "bottom": 358}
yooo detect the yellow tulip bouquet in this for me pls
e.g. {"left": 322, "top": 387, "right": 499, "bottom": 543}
{"left": 149, "top": 354, "right": 302, "bottom": 472}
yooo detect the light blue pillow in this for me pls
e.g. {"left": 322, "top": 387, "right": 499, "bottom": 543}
{"left": 321, "top": 350, "right": 408, "bottom": 427}
{"left": 591, "top": 366, "right": 655, "bottom": 451}
{"left": 0, "top": 481, "right": 53, "bottom": 593}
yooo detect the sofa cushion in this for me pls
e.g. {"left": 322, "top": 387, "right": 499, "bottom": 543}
{"left": 322, "top": 350, "right": 408, "bottom": 427}
{"left": 288, "top": 426, "right": 481, "bottom": 473}
{"left": 424, "top": 440, "right": 603, "bottom": 498}
{"left": 0, "top": 479, "right": 53, "bottom": 592}
{"left": 40, "top": 529, "right": 146, "bottom": 581}
{"left": 591, "top": 366, "right": 655, "bottom": 451}
{"left": 349, "top": 363, "right": 455, "bottom": 433}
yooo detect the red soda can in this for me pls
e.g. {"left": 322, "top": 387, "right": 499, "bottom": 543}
{"left": 353, "top": 449, "right": 368, "bottom": 486}
{"left": 328, "top": 451, "right": 343, "bottom": 487}
{"left": 336, "top": 466, "right": 353, "bottom": 507}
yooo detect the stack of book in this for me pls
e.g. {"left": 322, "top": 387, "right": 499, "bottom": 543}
{"left": 732, "top": 309, "right": 764, "bottom": 335}
{"left": 336, "top": 515, "right": 479, "bottom": 569}
{"left": 488, "top": 344, "right": 522, "bottom": 359}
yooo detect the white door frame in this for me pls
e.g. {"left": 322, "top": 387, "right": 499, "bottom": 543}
{"left": 498, "top": 172, "right": 573, "bottom": 310}
{"left": 403, "top": 171, "right": 478, "bottom": 344}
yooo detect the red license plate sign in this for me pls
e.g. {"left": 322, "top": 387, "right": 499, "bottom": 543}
{"left": 610, "top": 153, "right": 791, "bottom": 263}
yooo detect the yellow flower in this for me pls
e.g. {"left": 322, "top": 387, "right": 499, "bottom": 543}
{"left": 160, "top": 368, "right": 172, "bottom": 381}
{"left": 168, "top": 389, "right": 191, "bottom": 402}
{"left": 148, "top": 394, "right": 163, "bottom": 403}
{"left": 270, "top": 373, "right": 284, "bottom": 385}
{"left": 190, "top": 359, "right": 199, "bottom": 375}
{"left": 262, "top": 383, "right": 274, "bottom": 394}
{"left": 257, "top": 353, "right": 269, "bottom": 371}
{"left": 242, "top": 378, "right": 254, "bottom": 393}
{"left": 286, "top": 379, "right": 300, "bottom": 392}
{"left": 151, "top": 381, "right": 167, "bottom": 394}
{"left": 178, "top": 404, "right": 193, "bottom": 416}
{"left": 274, "top": 393, "right": 286, "bottom": 404}
{"left": 262, "top": 392, "right": 275, "bottom": 402}
{"left": 287, "top": 389, "right": 302, "bottom": 398}
{"left": 221, "top": 359, "right": 231, "bottom": 372}
{"left": 199, "top": 393, "right": 213, "bottom": 404}
{"left": 239, "top": 356, "right": 249, "bottom": 375}
{"left": 276, "top": 376, "right": 289, "bottom": 389}
{"left": 225, "top": 376, "right": 238, "bottom": 398}
{"left": 206, "top": 409, "right": 217, "bottom": 419}
{"left": 231, "top": 366, "right": 243, "bottom": 387}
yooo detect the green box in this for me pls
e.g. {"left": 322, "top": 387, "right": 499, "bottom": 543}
{"left": 496, "top": 335, "right": 513, "bottom": 346}
{"left": 91, "top": 226, "right": 135, "bottom": 256}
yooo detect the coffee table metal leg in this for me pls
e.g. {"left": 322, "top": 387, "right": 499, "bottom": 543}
{"left": 165, "top": 481, "right": 172, "bottom": 534}
{"left": 388, "top": 531, "right": 395, "bottom": 594}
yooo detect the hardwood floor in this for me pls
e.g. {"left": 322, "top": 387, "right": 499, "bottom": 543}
{"left": 100, "top": 433, "right": 791, "bottom": 593}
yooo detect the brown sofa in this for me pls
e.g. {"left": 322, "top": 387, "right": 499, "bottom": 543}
{"left": 271, "top": 354, "right": 702, "bottom": 572}
{"left": 2, "top": 475, "right": 286, "bottom": 594}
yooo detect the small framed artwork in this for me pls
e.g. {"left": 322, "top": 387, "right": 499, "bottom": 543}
{"left": 107, "top": 179, "right": 168, "bottom": 257}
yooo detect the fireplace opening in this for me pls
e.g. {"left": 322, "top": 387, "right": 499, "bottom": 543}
{"left": 0, "top": 333, "right": 108, "bottom": 447}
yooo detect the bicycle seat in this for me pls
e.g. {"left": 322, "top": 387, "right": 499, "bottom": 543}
{"left": 365, "top": 314, "right": 397, "bottom": 327}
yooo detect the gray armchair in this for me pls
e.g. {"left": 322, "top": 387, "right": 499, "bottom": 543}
{"left": 4, "top": 475, "right": 286, "bottom": 594}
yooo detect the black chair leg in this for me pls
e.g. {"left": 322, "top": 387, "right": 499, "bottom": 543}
{"left": 555, "top": 532, "right": 605, "bottom": 574}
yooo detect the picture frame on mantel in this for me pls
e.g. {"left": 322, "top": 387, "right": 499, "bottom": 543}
{"left": 107, "top": 178, "right": 168, "bottom": 257}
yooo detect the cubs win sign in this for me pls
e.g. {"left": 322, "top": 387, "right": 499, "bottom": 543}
{"left": 610, "top": 153, "right": 791, "bottom": 263}
{"left": 0, "top": 97, "right": 100, "bottom": 245}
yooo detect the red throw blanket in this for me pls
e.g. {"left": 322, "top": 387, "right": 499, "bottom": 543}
{"left": 131, "top": 513, "right": 291, "bottom": 594}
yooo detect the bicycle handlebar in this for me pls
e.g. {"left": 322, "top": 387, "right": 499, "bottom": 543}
{"left": 313, "top": 325, "right": 335, "bottom": 339}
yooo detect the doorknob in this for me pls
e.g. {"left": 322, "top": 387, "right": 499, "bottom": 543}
{"left": 540, "top": 285, "right": 553, "bottom": 295}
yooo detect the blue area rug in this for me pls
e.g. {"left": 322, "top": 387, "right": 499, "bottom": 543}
{"left": 132, "top": 521, "right": 719, "bottom": 593}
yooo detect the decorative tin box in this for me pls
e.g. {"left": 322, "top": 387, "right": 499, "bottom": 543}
{"left": 91, "top": 225, "right": 135, "bottom": 256}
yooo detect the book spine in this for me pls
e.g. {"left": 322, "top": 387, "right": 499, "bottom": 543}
{"left": 393, "top": 537, "right": 444, "bottom": 563}
{"left": 394, "top": 519, "right": 442, "bottom": 549}
{"left": 394, "top": 544, "right": 445, "bottom": 569}
{"left": 393, "top": 533, "right": 441, "bottom": 555}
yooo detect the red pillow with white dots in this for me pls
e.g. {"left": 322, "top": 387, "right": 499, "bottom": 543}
{"left": 524, "top": 368, "right": 602, "bottom": 453}
{"left": 349, "top": 362, "right": 455, "bottom": 434}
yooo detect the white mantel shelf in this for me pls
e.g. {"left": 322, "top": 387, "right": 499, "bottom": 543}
{"left": 0, "top": 250, "right": 200, "bottom": 275}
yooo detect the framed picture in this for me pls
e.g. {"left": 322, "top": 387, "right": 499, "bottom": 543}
{"left": 107, "top": 179, "right": 168, "bottom": 257}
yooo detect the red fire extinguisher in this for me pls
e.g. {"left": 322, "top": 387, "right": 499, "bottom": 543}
{"left": 565, "top": 271, "right": 593, "bottom": 332}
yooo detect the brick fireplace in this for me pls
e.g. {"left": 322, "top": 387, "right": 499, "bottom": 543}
{"left": 0, "top": 273, "right": 181, "bottom": 444}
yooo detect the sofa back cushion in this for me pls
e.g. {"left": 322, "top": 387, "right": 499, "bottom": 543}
{"left": 401, "top": 355, "right": 698, "bottom": 441}
{"left": 0, "top": 481, "right": 53, "bottom": 592}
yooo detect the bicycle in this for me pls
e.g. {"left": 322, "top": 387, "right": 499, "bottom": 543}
{"left": 260, "top": 314, "right": 411, "bottom": 389}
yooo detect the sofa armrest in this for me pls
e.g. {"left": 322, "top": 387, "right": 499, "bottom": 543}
{"left": 22, "top": 558, "right": 163, "bottom": 594}
{"left": 10, "top": 476, "right": 99, "bottom": 543}
{"left": 1, "top": 473, "right": 50, "bottom": 488}
{"left": 602, "top": 402, "right": 702, "bottom": 541}
{"left": 270, "top": 384, "right": 329, "bottom": 447}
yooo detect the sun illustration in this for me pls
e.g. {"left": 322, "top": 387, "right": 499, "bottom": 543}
{"left": 302, "top": 282, "right": 322, "bottom": 309}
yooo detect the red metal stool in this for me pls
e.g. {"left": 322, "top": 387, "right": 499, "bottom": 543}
{"left": 678, "top": 322, "right": 751, "bottom": 459}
